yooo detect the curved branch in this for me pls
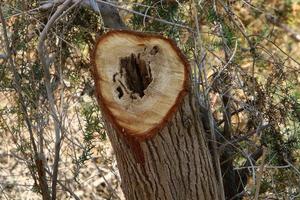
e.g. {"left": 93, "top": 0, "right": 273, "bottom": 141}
{"left": 235, "top": 148, "right": 264, "bottom": 199}
{"left": 37, "top": 1, "right": 73, "bottom": 199}
{"left": 266, "top": 14, "right": 300, "bottom": 42}
{"left": 0, "top": 4, "right": 51, "bottom": 200}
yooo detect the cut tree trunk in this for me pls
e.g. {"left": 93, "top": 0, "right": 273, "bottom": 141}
{"left": 92, "top": 30, "right": 221, "bottom": 200}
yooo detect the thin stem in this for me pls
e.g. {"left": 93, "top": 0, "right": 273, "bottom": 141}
{"left": 37, "top": 0, "right": 73, "bottom": 199}
{"left": 0, "top": 3, "right": 51, "bottom": 200}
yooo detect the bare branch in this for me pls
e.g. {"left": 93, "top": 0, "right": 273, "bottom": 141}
{"left": 217, "top": 107, "right": 245, "bottom": 126}
{"left": 45, "top": 169, "right": 80, "bottom": 200}
{"left": 82, "top": 0, "right": 192, "bottom": 30}
{"left": 191, "top": 1, "right": 225, "bottom": 199}
{"left": 37, "top": 0, "right": 75, "bottom": 199}
{"left": 236, "top": 148, "right": 264, "bottom": 197}
{"left": 81, "top": 0, "right": 125, "bottom": 28}
{"left": 266, "top": 15, "right": 300, "bottom": 42}
{"left": 219, "top": 124, "right": 271, "bottom": 153}
{"left": 254, "top": 147, "right": 267, "bottom": 200}
{"left": 15, "top": 0, "right": 191, "bottom": 30}
{"left": 0, "top": 4, "right": 51, "bottom": 200}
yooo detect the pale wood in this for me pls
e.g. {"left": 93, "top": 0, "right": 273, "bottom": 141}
{"left": 93, "top": 30, "right": 188, "bottom": 139}
{"left": 92, "top": 30, "right": 221, "bottom": 200}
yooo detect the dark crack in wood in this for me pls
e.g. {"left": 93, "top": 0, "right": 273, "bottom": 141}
{"left": 118, "top": 53, "right": 153, "bottom": 98}
{"left": 150, "top": 46, "right": 159, "bottom": 55}
{"left": 116, "top": 86, "right": 124, "bottom": 99}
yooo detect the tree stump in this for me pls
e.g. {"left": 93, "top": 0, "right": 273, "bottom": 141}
{"left": 92, "top": 30, "right": 220, "bottom": 200}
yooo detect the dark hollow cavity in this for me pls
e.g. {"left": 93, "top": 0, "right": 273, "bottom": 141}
{"left": 113, "top": 52, "right": 153, "bottom": 99}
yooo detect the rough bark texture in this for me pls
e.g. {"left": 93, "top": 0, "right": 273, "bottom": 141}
{"left": 104, "top": 92, "right": 220, "bottom": 200}
{"left": 92, "top": 30, "right": 221, "bottom": 200}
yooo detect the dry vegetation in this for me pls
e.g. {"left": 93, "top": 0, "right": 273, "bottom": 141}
{"left": 0, "top": 0, "right": 299, "bottom": 199}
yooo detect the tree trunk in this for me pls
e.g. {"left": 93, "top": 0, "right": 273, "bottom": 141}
{"left": 92, "top": 30, "right": 221, "bottom": 200}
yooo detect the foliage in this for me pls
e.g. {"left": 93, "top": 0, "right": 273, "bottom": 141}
{"left": 0, "top": 0, "right": 299, "bottom": 199}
